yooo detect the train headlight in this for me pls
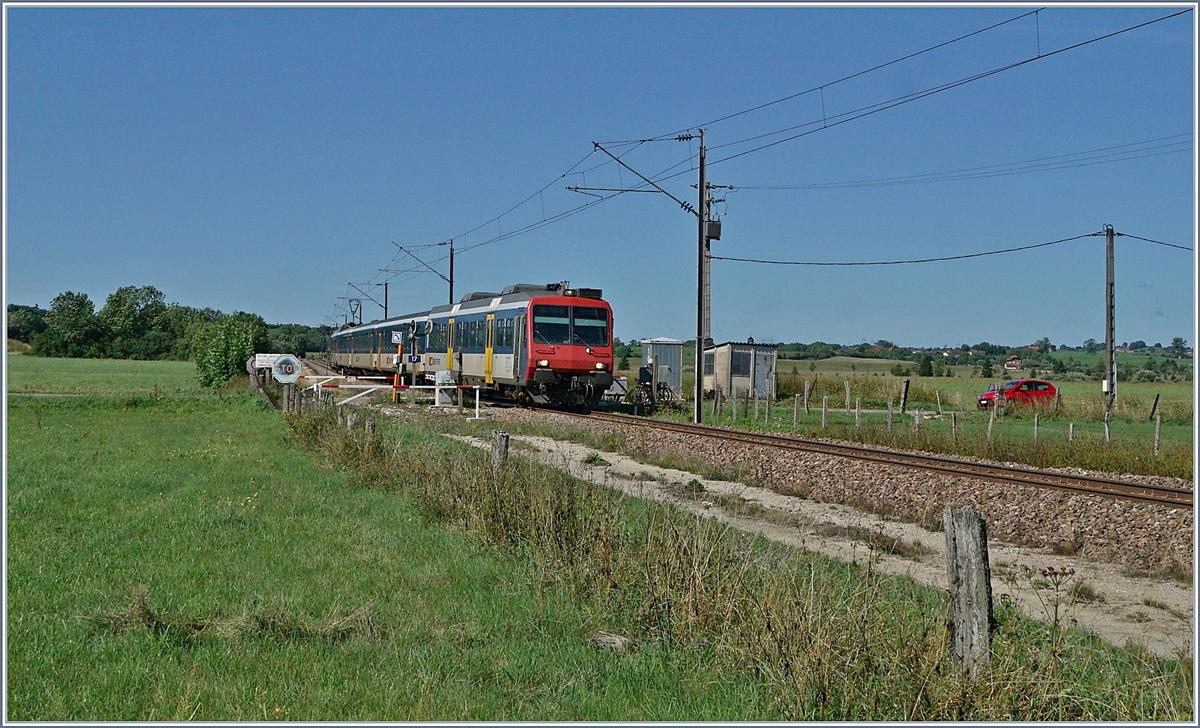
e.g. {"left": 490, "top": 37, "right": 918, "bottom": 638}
{"left": 595, "top": 362, "right": 607, "bottom": 370}
{"left": 537, "top": 359, "right": 550, "bottom": 368}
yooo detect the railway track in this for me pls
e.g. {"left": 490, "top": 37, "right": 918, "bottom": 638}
{"left": 548, "top": 410, "right": 1192, "bottom": 509}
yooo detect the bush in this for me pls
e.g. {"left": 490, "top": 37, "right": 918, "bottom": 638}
{"left": 194, "top": 316, "right": 269, "bottom": 389}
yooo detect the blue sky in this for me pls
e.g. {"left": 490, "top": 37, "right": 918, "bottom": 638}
{"left": 5, "top": 4, "right": 1195, "bottom": 349}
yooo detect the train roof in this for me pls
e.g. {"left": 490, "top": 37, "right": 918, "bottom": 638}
{"left": 332, "top": 282, "right": 606, "bottom": 336}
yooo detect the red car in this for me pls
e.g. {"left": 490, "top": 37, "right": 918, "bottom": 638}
{"left": 977, "top": 379, "right": 1057, "bottom": 409}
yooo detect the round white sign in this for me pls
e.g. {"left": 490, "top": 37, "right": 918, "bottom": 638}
{"left": 272, "top": 354, "right": 302, "bottom": 384}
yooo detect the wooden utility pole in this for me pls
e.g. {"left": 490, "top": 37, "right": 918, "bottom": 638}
{"left": 1104, "top": 225, "right": 1117, "bottom": 412}
{"left": 694, "top": 128, "right": 708, "bottom": 424}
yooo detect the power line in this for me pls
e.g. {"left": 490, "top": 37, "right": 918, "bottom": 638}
{"left": 711, "top": 232, "right": 1103, "bottom": 266}
{"left": 734, "top": 135, "right": 1192, "bottom": 190}
{"left": 1115, "top": 233, "right": 1194, "bottom": 251}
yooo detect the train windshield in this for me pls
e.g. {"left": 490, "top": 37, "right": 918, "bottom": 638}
{"left": 533, "top": 305, "right": 571, "bottom": 344}
{"left": 532, "top": 305, "right": 609, "bottom": 346}
{"left": 572, "top": 306, "right": 609, "bottom": 346}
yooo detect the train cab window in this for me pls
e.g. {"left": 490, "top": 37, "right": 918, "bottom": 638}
{"left": 532, "top": 306, "right": 571, "bottom": 345}
{"left": 572, "top": 307, "right": 609, "bottom": 347}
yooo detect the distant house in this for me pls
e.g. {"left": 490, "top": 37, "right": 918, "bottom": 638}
{"left": 1004, "top": 355, "right": 1023, "bottom": 371}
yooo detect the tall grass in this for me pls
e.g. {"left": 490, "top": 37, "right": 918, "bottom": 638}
{"left": 292, "top": 405, "right": 1194, "bottom": 721}
{"left": 670, "top": 403, "right": 1192, "bottom": 479}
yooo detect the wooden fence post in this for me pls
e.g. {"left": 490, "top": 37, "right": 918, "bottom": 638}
{"left": 793, "top": 394, "right": 799, "bottom": 427}
{"left": 754, "top": 396, "right": 760, "bottom": 422}
{"left": 1154, "top": 415, "right": 1161, "bottom": 456}
{"left": 821, "top": 396, "right": 828, "bottom": 429}
{"left": 491, "top": 429, "right": 510, "bottom": 474}
{"left": 1149, "top": 393, "right": 1160, "bottom": 421}
{"left": 854, "top": 397, "right": 861, "bottom": 437}
{"left": 944, "top": 505, "right": 994, "bottom": 677}
{"left": 887, "top": 399, "right": 893, "bottom": 436}
{"left": 766, "top": 393, "right": 772, "bottom": 423}
{"left": 951, "top": 411, "right": 958, "bottom": 441}
{"left": 1033, "top": 413, "right": 1039, "bottom": 441}
{"left": 803, "top": 380, "right": 811, "bottom": 414}
{"left": 1104, "top": 411, "right": 1111, "bottom": 443}
{"left": 1068, "top": 422, "right": 1074, "bottom": 442}
{"left": 986, "top": 406, "right": 995, "bottom": 440}
{"left": 844, "top": 379, "right": 851, "bottom": 413}
{"left": 899, "top": 379, "right": 910, "bottom": 414}
{"left": 936, "top": 390, "right": 944, "bottom": 416}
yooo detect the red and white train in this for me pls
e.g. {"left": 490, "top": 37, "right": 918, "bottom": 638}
{"left": 329, "top": 281, "right": 614, "bottom": 407}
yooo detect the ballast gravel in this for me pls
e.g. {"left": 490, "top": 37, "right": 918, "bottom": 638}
{"left": 492, "top": 408, "right": 1193, "bottom": 575}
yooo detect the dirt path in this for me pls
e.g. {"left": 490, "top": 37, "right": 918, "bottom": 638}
{"left": 453, "top": 432, "right": 1193, "bottom": 659}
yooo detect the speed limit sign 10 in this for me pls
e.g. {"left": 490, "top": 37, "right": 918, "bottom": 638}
{"left": 272, "top": 354, "right": 302, "bottom": 384}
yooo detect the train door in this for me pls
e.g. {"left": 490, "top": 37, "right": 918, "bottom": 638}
{"left": 485, "top": 313, "right": 495, "bottom": 384}
{"left": 512, "top": 315, "right": 525, "bottom": 379}
{"left": 447, "top": 318, "right": 456, "bottom": 372}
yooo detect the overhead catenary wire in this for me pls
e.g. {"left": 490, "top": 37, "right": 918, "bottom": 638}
{"left": 702, "top": 9, "right": 1193, "bottom": 170}
{"left": 366, "top": 8, "right": 1063, "bottom": 287}
{"left": 341, "top": 7, "right": 1190, "bottom": 317}
{"left": 733, "top": 135, "right": 1192, "bottom": 190}
{"left": 643, "top": 8, "right": 1046, "bottom": 143}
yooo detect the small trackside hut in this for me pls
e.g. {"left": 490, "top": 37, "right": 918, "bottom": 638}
{"left": 702, "top": 339, "right": 778, "bottom": 400}
{"left": 640, "top": 337, "right": 685, "bottom": 394}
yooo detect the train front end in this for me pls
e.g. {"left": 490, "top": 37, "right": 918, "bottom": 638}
{"left": 525, "top": 289, "right": 614, "bottom": 406}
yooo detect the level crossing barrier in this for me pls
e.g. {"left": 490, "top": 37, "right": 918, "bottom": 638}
{"left": 305, "top": 376, "right": 484, "bottom": 419}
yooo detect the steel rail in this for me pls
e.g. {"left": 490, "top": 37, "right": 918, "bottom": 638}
{"left": 565, "top": 411, "right": 1192, "bottom": 509}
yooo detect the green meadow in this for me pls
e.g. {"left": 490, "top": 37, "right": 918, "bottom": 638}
{"left": 6, "top": 355, "right": 201, "bottom": 396}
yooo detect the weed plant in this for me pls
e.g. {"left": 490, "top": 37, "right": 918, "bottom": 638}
{"left": 291, "top": 405, "right": 1194, "bottom": 720}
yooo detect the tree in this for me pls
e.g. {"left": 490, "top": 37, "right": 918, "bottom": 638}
{"left": 194, "top": 315, "right": 270, "bottom": 389}
{"left": 1128, "top": 340, "right": 1146, "bottom": 351}
{"left": 980, "top": 357, "right": 994, "bottom": 378}
{"left": 917, "top": 354, "right": 934, "bottom": 377}
{"left": 1033, "top": 337, "right": 1052, "bottom": 354}
{"left": 1170, "top": 337, "right": 1188, "bottom": 358}
{"left": 32, "top": 292, "right": 102, "bottom": 358}
{"left": 98, "top": 285, "right": 169, "bottom": 359}
{"left": 6, "top": 304, "right": 48, "bottom": 342}
{"left": 1083, "top": 338, "right": 1099, "bottom": 354}
{"left": 933, "top": 356, "right": 944, "bottom": 377}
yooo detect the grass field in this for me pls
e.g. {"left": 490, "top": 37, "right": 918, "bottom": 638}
{"left": 6, "top": 359, "right": 1194, "bottom": 719}
{"left": 6, "top": 355, "right": 201, "bottom": 396}
{"left": 6, "top": 395, "right": 778, "bottom": 719}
